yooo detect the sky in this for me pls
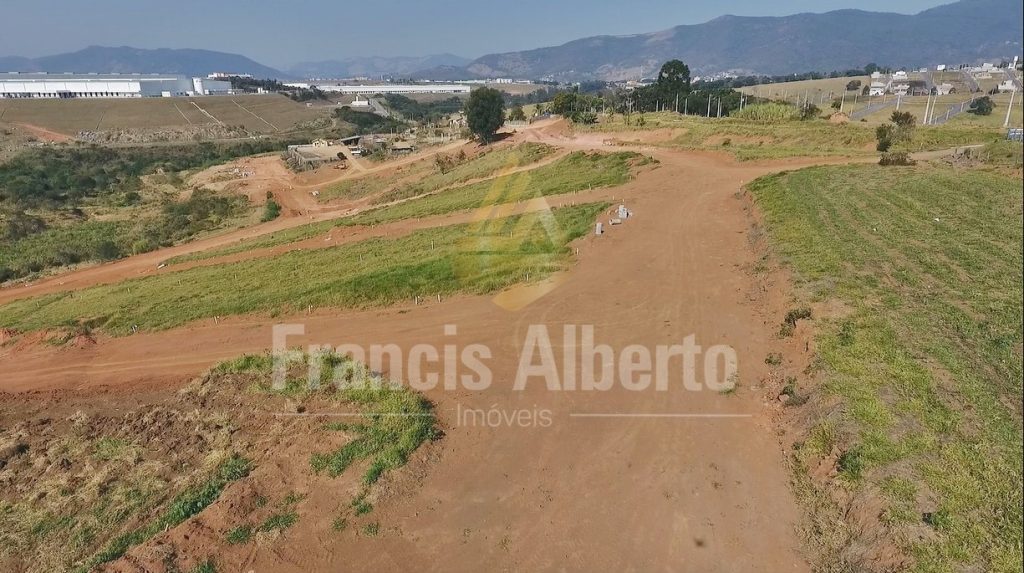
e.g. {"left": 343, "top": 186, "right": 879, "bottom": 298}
{"left": 2, "top": 0, "right": 950, "bottom": 68}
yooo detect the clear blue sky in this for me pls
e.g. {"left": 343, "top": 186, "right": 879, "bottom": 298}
{"left": 3, "top": 0, "right": 949, "bottom": 67}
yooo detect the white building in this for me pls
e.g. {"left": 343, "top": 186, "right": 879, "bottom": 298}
{"left": 0, "top": 73, "right": 231, "bottom": 99}
{"left": 284, "top": 83, "right": 470, "bottom": 95}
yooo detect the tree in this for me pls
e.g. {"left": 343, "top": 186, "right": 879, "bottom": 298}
{"left": 890, "top": 111, "right": 915, "bottom": 129}
{"left": 846, "top": 80, "right": 862, "bottom": 91}
{"left": 657, "top": 60, "right": 691, "bottom": 92}
{"left": 465, "top": 87, "right": 505, "bottom": 143}
{"left": 508, "top": 104, "right": 527, "bottom": 122}
{"left": 550, "top": 92, "right": 576, "bottom": 115}
{"left": 655, "top": 60, "right": 691, "bottom": 109}
{"left": 968, "top": 96, "right": 994, "bottom": 116}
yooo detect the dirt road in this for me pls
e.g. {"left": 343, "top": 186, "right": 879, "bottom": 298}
{"left": 0, "top": 122, "right": 824, "bottom": 571}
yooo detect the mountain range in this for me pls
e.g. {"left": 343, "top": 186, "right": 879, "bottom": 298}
{"left": 1, "top": 1, "right": 1020, "bottom": 82}
{"left": 0, "top": 46, "right": 285, "bottom": 78}
{"left": 466, "top": 0, "right": 1023, "bottom": 80}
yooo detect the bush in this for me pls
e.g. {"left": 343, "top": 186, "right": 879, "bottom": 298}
{"left": 262, "top": 198, "right": 282, "bottom": 222}
{"left": 968, "top": 96, "right": 995, "bottom": 116}
{"left": 879, "top": 151, "right": 916, "bottom": 166}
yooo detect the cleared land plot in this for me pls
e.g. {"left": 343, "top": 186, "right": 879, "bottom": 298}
{"left": 0, "top": 95, "right": 326, "bottom": 134}
{"left": 372, "top": 142, "right": 557, "bottom": 204}
{"left": 0, "top": 203, "right": 607, "bottom": 334}
{"left": 319, "top": 143, "right": 555, "bottom": 203}
{"left": 592, "top": 114, "right": 1004, "bottom": 160}
{"left": 167, "top": 150, "right": 643, "bottom": 264}
{"left": 750, "top": 164, "right": 1022, "bottom": 572}
{"left": 738, "top": 76, "right": 871, "bottom": 100}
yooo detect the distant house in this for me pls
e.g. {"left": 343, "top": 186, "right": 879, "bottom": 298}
{"left": 936, "top": 83, "right": 956, "bottom": 95}
{"left": 287, "top": 141, "right": 344, "bottom": 168}
{"left": 997, "top": 80, "right": 1017, "bottom": 93}
{"left": 391, "top": 141, "right": 415, "bottom": 155}
{"left": 892, "top": 83, "right": 911, "bottom": 96}
{"left": 869, "top": 81, "right": 888, "bottom": 96}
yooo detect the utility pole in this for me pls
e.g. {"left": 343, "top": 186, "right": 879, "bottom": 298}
{"left": 717, "top": 97, "right": 722, "bottom": 118}
{"left": 840, "top": 91, "right": 846, "bottom": 113}
{"left": 1005, "top": 88, "right": 1017, "bottom": 128}
{"left": 707, "top": 93, "right": 712, "bottom": 117}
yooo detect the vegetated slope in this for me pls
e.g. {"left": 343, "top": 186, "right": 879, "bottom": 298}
{"left": 749, "top": 162, "right": 1022, "bottom": 572}
{"left": 466, "top": 0, "right": 1023, "bottom": 79}
{"left": 0, "top": 141, "right": 300, "bottom": 282}
{"left": 0, "top": 46, "right": 286, "bottom": 78}
{"left": 0, "top": 351, "right": 437, "bottom": 572}
{"left": 167, "top": 149, "right": 643, "bottom": 265}
{"left": 0, "top": 204, "right": 607, "bottom": 335}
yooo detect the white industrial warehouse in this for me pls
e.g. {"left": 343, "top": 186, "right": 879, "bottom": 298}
{"left": 283, "top": 83, "right": 470, "bottom": 95}
{"left": 0, "top": 73, "right": 231, "bottom": 98}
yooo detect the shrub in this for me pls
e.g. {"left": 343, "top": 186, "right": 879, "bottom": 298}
{"left": 262, "top": 198, "right": 282, "bottom": 222}
{"left": 879, "top": 151, "right": 916, "bottom": 166}
{"left": 968, "top": 96, "right": 995, "bottom": 116}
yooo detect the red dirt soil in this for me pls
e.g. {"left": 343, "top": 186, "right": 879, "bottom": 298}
{"left": 0, "top": 120, "right": 857, "bottom": 571}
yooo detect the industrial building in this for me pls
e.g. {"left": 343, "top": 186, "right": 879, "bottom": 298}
{"left": 0, "top": 73, "right": 231, "bottom": 99}
{"left": 283, "top": 83, "right": 470, "bottom": 95}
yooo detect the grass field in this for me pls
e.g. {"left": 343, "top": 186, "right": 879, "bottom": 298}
{"left": 749, "top": 163, "right": 1023, "bottom": 572}
{"left": 844, "top": 93, "right": 1024, "bottom": 128}
{"left": 738, "top": 76, "right": 871, "bottom": 100}
{"left": 318, "top": 143, "right": 556, "bottom": 204}
{"left": 0, "top": 203, "right": 608, "bottom": 334}
{"left": 372, "top": 142, "right": 556, "bottom": 204}
{"left": 0, "top": 94, "right": 327, "bottom": 134}
{"left": 166, "top": 150, "right": 643, "bottom": 265}
{"left": 588, "top": 113, "right": 1005, "bottom": 161}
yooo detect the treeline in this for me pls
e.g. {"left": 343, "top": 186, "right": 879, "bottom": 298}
{"left": 697, "top": 63, "right": 889, "bottom": 90}
{"left": 383, "top": 94, "right": 463, "bottom": 123}
{"left": 228, "top": 77, "right": 285, "bottom": 92}
{"left": 334, "top": 107, "right": 409, "bottom": 134}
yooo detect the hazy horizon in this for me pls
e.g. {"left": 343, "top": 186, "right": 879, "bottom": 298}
{"left": 3, "top": 0, "right": 951, "bottom": 68}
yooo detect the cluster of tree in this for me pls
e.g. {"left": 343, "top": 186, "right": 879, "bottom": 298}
{"left": 227, "top": 76, "right": 285, "bottom": 92}
{"left": 382, "top": 94, "right": 463, "bottom": 123}
{"left": 503, "top": 81, "right": 608, "bottom": 108}
{"left": 701, "top": 63, "right": 890, "bottom": 90}
{"left": 0, "top": 140, "right": 299, "bottom": 213}
{"left": 550, "top": 91, "right": 604, "bottom": 123}
{"left": 333, "top": 106, "right": 409, "bottom": 134}
{"left": 287, "top": 87, "right": 328, "bottom": 102}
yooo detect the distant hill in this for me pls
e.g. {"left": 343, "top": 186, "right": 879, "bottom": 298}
{"left": 288, "top": 54, "right": 471, "bottom": 79}
{"left": 0, "top": 46, "right": 288, "bottom": 78}
{"left": 466, "top": 0, "right": 1024, "bottom": 80}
